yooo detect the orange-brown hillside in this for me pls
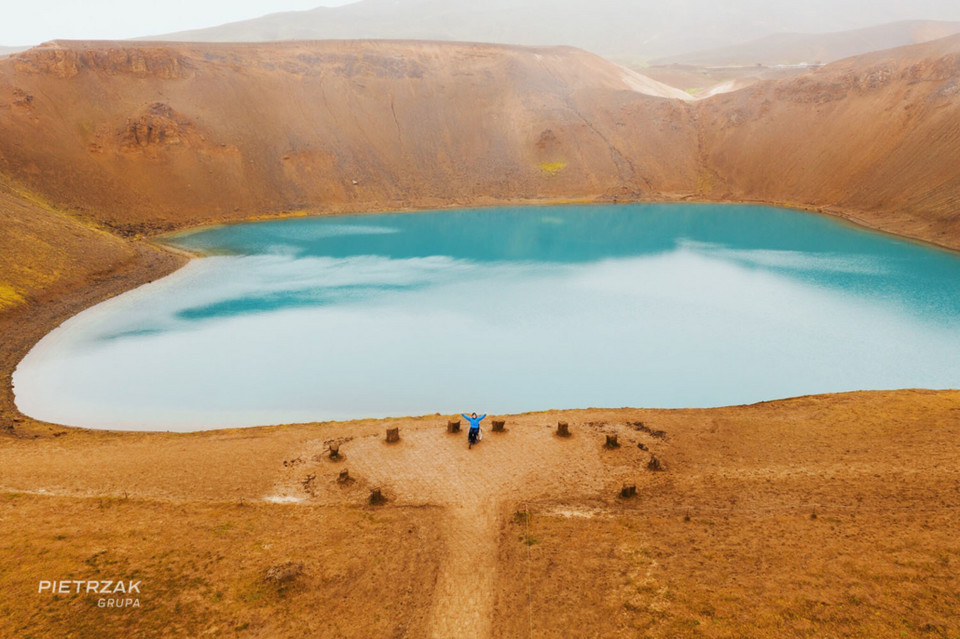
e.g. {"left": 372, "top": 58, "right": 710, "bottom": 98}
{"left": 0, "top": 182, "right": 181, "bottom": 418}
{"left": 1, "top": 37, "right": 958, "bottom": 251}
{"left": 697, "top": 34, "right": 960, "bottom": 247}
{"left": 0, "top": 182, "right": 133, "bottom": 311}
{"left": 0, "top": 39, "right": 696, "bottom": 235}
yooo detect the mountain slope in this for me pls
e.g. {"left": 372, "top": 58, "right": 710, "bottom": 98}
{"left": 0, "top": 36, "right": 958, "bottom": 249}
{"left": 657, "top": 20, "right": 960, "bottom": 66}
{"left": 144, "top": 0, "right": 960, "bottom": 60}
{"left": 696, "top": 34, "right": 960, "bottom": 245}
{"left": 0, "top": 40, "right": 697, "bottom": 233}
{"left": 0, "top": 182, "right": 137, "bottom": 311}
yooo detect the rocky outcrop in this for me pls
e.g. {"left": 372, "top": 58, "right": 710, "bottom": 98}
{"left": 12, "top": 42, "right": 191, "bottom": 79}
{"left": 119, "top": 103, "right": 198, "bottom": 153}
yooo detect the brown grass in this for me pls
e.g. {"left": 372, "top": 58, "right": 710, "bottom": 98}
{"left": 0, "top": 391, "right": 958, "bottom": 636}
{"left": 0, "top": 494, "right": 443, "bottom": 638}
{"left": 495, "top": 505, "right": 960, "bottom": 637}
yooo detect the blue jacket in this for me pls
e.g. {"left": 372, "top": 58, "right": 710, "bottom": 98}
{"left": 462, "top": 413, "right": 486, "bottom": 429}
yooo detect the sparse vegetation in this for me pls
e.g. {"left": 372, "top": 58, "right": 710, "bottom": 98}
{"left": 0, "top": 284, "right": 24, "bottom": 310}
{"left": 512, "top": 510, "right": 532, "bottom": 526}
{"left": 0, "top": 495, "right": 443, "bottom": 637}
{"left": 538, "top": 161, "right": 567, "bottom": 177}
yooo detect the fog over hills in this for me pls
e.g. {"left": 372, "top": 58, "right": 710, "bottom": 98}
{"left": 0, "top": 46, "right": 29, "bottom": 57}
{"left": 656, "top": 19, "right": 960, "bottom": 66}
{"left": 145, "top": 0, "right": 960, "bottom": 60}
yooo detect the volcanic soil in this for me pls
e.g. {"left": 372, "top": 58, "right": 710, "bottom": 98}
{"left": 2, "top": 392, "right": 959, "bottom": 636}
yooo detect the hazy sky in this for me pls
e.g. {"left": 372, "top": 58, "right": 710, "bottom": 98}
{"left": 0, "top": 0, "right": 356, "bottom": 46}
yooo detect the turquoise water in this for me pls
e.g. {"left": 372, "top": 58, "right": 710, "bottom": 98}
{"left": 13, "top": 203, "right": 960, "bottom": 430}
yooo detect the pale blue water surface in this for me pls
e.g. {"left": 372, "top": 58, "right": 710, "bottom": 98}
{"left": 13, "top": 204, "right": 960, "bottom": 430}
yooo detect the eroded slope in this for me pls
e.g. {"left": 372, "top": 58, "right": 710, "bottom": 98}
{"left": 697, "top": 35, "right": 960, "bottom": 247}
{"left": 0, "top": 40, "right": 697, "bottom": 234}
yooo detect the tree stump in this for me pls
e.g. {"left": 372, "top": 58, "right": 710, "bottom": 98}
{"left": 447, "top": 420, "right": 461, "bottom": 434}
{"left": 605, "top": 434, "right": 620, "bottom": 449}
{"left": 328, "top": 442, "right": 341, "bottom": 459}
{"left": 385, "top": 427, "right": 400, "bottom": 443}
{"left": 369, "top": 488, "right": 387, "bottom": 505}
{"left": 492, "top": 420, "right": 506, "bottom": 432}
{"left": 557, "top": 422, "right": 571, "bottom": 438}
{"left": 337, "top": 469, "right": 351, "bottom": 484}
{"left": 647, "top": 455, "right": 664, "bottom": 471}
{"left": 620, "top": 484, "right": 637, "bottom": 499}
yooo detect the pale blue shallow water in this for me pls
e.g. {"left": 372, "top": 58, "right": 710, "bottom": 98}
{"left": 13, "top": 203, "right": 960, "bottom": 430}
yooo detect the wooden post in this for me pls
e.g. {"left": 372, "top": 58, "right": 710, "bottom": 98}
{"left": 492, "top": 420, "right": 506, "bottom": 432}
{"left": 605, "top": 434, "right": 620, "bottom": 448}
{"left": 337, "top": 469, "right": 351, "bottom": 484}
{"left": 369, "top": 488, "right": 387, "bottom": 505}
{"left": 557, "top": 422, "right": 571, "bottom": 437}
{"left": 329, "top": 442, "right": 341, "bottom": 459}
{"left": 386, "top": 427, "right": 400, "bottom": 443}
{"left": 447, "top": 420, "right": 461, "bottom": 434}
{"left": 620, "top": 484, "right": 637, "bottom": 499}
{"left": 647, "top": 455, "right": 664, "bottom": 471}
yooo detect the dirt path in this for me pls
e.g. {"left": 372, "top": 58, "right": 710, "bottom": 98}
{"left": 342, "top": 419, "right": 648, "bottom": 638}
{"left": 427, "top": 499, "right": 499, "bottom": 638}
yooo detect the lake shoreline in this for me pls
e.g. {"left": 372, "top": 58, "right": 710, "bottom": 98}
{"left": 156, "top": 193, "right": 960, "bottom": 257}
{"left": 0, "top": 242, "right": 186, "bottom": 437}
{"left": 3, "top": 194, "right": 960, "bottom": 438}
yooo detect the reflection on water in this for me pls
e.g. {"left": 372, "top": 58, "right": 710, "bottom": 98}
{"left": 13, "top": 204, "right": 960, "bottom": 430}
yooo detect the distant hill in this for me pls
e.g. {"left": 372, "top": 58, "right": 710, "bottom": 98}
{"left": 655, "top": 20, "right": 960, "bottom": 66}
{"left": 0, "top": 46, "right": 29, "bottom": 57}
{"left": 143, "top": 0, "right": 960, "bottom": 60}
